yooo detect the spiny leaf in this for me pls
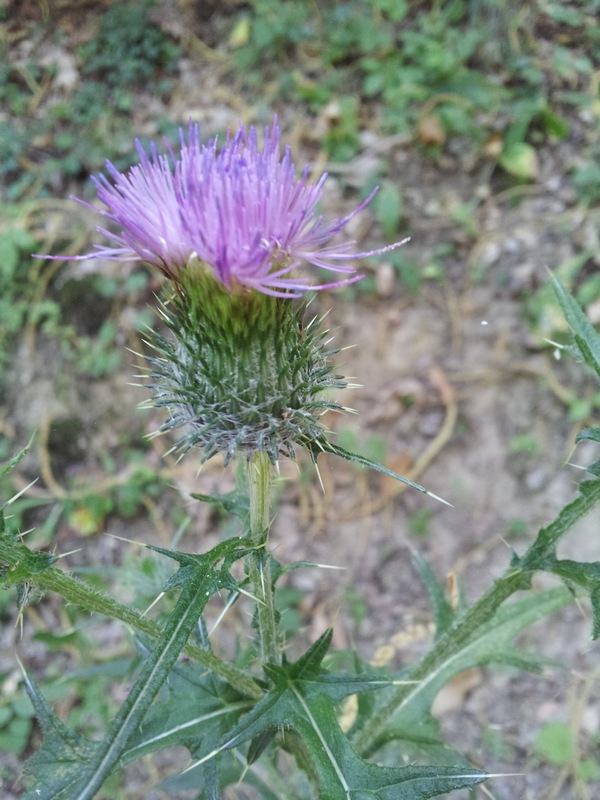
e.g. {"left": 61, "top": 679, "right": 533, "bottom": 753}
{"left": 0, "top": 532, "right": 261, "bottom": 698}
{"left": 360, "top": 587, "right": 572, "bottom": 757}
{"left": 146, "top": 536, "right": 252, "bottom": 569}
{"left": 293, "top": 694, "right": 484, "bottom": 800}
{"left": 21, "top": 671, "right": 97, "bottom": 799}
{"left": 308, "top": 439, "right": 448, "bottom": 503}
{"left": 270, "top": 555, "right": 345, "bottom": 584}
{"left": 190, "top": 485, "right": 249, "bottom": 522}
{"left": 517, "top": 478, "right": 600, "bottom": 570}
{"left": 146, "top": 537, "right": 252, "bottom": 592}
{"left": 229, "top": 689, "right": 483, "bottom": 799}
{"left": 288, "top": 626, "right": 333, "bottom": 679}
{"left": 550, "top": 273, "right": 600, "bottom": 379}
{"left": 119, "top": 668, "right": 252, "bottom": 766}
{"left": 188, "top": 645, "right": 485, "bottom": 799}
{"left": 508, "top": 476, "right": 600, "bottom": 640}
{"left": 412, "top": 552, "right": 455, "bottom": 638}
{"left": 0, "top": 437, "right": 33, "bottom": 480}
{"left": 356, "top": 477, "right": 600, "bottom": 758}
{"left": 302, "top": 673, "right": 410, "bottom": 704}
{"left": 23, "top": 538, "right": 250, "bottom": 800}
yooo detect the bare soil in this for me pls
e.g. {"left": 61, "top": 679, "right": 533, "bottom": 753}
{"left": 1, "top": 4, "right": 600, "bottom": 799}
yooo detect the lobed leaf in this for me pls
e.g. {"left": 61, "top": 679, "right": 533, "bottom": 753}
{"left": 120, "top": 666, "right": 252, "bottom": 767}
{"left": 22, "top": 538, "right": 251, "bottom": 799}
{"left": 186, "top": 629, "right": 486, "bottom": 798}
{"left": 360, "top": 587, "right": 572, "bottom": 757}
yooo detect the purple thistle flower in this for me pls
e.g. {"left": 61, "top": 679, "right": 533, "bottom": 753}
{"left": 49, "top": 119, "right": 407, "bottom": 297}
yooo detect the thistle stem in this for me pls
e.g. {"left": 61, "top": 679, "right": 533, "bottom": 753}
{"left": 354, "top": 475, "right": 600, "bottom": 755}
{"left": 0, "top": 536, "right": 262, "bottom": 699}
{"left": 352, "top": 568, "right": 527, "bottom": 756}
{"left": 246, "top": 451, "right": 280, "bottom": 664}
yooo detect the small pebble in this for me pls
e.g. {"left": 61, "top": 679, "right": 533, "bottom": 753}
{"left": 376, "top": 262, "right": 395, "bottom": 298}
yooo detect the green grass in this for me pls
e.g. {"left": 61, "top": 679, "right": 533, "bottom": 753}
{"left": 232, "top": 0, "right": 597, "bottom": 173}
{"left": 0, "top": 0, "right": 180, "bottom": 203}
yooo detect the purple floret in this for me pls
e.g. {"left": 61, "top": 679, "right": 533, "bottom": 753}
{"left": 50, "top": 119, "right": 407, "bottom": 296}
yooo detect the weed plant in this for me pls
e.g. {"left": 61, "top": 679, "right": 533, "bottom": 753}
{"left": 1, "top": 2, "right": 600, "bottom": 796}
{"left": 2, "top": 118, "right": 600, "bottom": 800}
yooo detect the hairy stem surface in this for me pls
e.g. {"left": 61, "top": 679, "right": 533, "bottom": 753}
{"left": 0, "top": 536, "right": 261, "bottom": 699}
{"left": 246, "top": 451, "right": 279, "bottom": 664}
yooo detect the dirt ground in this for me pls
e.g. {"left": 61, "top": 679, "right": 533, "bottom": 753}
{"left": 2, "top": 3, "right": 600, "bottom": 799}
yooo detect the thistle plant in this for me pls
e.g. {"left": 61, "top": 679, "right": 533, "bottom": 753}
{"left": 3, "top": 121, "right": 600, "bottom": 799}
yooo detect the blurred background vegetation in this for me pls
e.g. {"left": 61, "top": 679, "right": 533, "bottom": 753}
{"left": 1, "top": 1, "right": 600, "bottom": 797}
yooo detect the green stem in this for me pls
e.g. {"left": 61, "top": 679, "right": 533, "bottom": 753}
{"left": 355, "top": 479, "right": 600, "bottom": 756}
{"left": 0, "top": 536, "right": 261, "bottom": 700}
{"left": 353, "top": 568, "right": 528, "bottom": 756}
{"left": 246, "top": 451, "right": 279, "bottom": 664}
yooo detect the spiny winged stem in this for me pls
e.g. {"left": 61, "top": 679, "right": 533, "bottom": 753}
{"left": 0, "top": 535, "right": 261, "bottom": 699}
{"left": 353, "top": 568, "right": 527, "bottom": 757}
{"left": 246, "top": 451, "right": 280, "bottom": 665}
{"left": 354, "top": 477, "right": 600, "bottom": 756}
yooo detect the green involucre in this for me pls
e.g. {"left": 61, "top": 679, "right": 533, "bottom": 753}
{"left": 145, "top": 275, "right": 346, "bottom": 464}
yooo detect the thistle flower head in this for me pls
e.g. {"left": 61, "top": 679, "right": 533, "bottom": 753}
{"left": 63, "top": 118, "right": 405, "bottom": 296}
{"left": 47, "top": 119, "right": 409, "bottom": 465}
